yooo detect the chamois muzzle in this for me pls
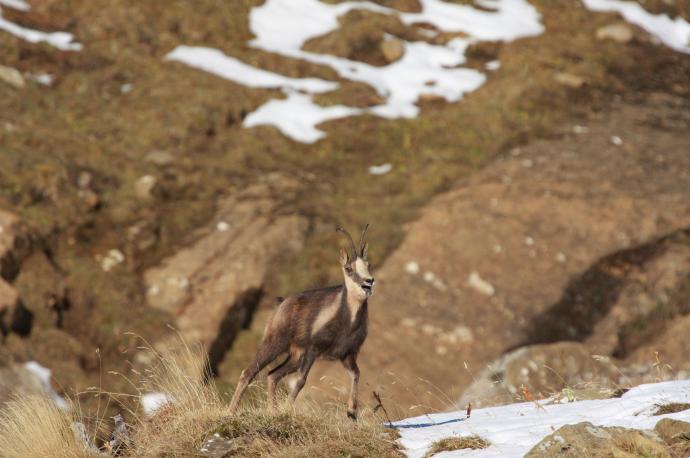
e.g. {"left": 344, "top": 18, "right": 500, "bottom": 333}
{"left": 362, "top": 278, "right": 375, "bottom": 296}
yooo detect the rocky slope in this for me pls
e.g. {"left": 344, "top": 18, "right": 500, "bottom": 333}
{"left": 0, "top": 0, "right": 689, "bottom": 426}
{"left": 308, "top": 93, "right": 690, "bottom": 414}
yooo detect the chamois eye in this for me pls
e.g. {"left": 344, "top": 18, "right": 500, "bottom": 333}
{"left": 345, "top": 266, "right": 352, "bottom": 273}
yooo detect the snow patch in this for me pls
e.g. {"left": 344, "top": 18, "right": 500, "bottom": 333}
{"left": 400, "top": 0, "right": 544, "bottom": 41}
{"left": 243, "top": 91, "right": 361, "bottom": 143}
{"left": 168, "top": 0, "right": 543, "bottom": 142}
{"left": 369, "top": 163, "right": 392, "bottom": 175}
{"left": 485, "top": 60, "right": 501, "bottom": 71}
{"left": 0, "top": 0, "right": 29, "bottom": 11}
{"left": 24, "top": 361, "right": 69, "bottom": 410}
{"left": 165, "top": 46, "right": 337, "bottom": 93}
{"left": 141, "top": 392, "right": 174, "bottom": 416}
{"left": 583, "top": 0, "right": 690, "bottom": 54}
{"left": 28, "top": 73, "right": 54, "bottom": 86}
{"left": 396, "top": 380, "right": 690, "bottom": 457}
{"left": 0, "top": 1, "right": 82, "bottom": 50}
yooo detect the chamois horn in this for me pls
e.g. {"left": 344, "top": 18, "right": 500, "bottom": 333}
{"left": 337, "top": 227, "right": 357, "bottom": 260}
{"left": 358, "top": 224, "right": 369, "bottom": 256}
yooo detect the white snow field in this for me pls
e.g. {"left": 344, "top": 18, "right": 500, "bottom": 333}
{"left": 166, "top": 0, "right": 544, "bottom": 143}
{"left": 0, "top": 0, "right": 82, "bottom": 51}
{"left": 393, "top": 380, "right": 690, "bottom": 457}
{"left": 583, "top": 0, "right": 690, "bottom": 54}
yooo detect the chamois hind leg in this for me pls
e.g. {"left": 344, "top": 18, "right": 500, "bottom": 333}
{"left": 228, "top": 339, "right": 285, "bottom": 414}
{"left": 342, "top": 354, "right": 360, "bottom": 420}
{"left": 266, "top": 355, "right": 300, "bottom": 409}
{"left": 289, "top": 350, "right": 316, "bottom": 403}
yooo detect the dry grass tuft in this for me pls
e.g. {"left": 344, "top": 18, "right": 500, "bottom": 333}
{"left": 128, "top": 341, "right": 400, "bottom": 456}
{"left": 0, "top": 396, "right": 95, "bottom": 458}
{"left": 0, "top": 341, "right": 401, "bottom": 456}
{"left": 208, "top": 408, "right": 402, "bottom": 457}
{"left": 613, "top": 432, "right": 670, "bottom": 458}
{"left": 125, "top": 341, "right": 222, "bottom": 456}
{"left": 654, "top": 403, "right": 690, "bottom": 416}
{"left": 424, "top": 435, "right": 490, "bottom": 457}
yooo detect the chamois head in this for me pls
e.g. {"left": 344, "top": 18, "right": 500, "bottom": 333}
{"left": 337, "top": 225, "right": 374, "bottom": 298}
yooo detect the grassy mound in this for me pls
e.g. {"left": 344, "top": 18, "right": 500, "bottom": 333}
{"left": 0, "top": 340, "right": 400, "bottom": 457}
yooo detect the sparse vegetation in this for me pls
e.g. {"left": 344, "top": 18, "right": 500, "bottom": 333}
{"left": 654, "top": 403, "right": 690, "bottom": 416}
{"left": 133, "top": 343, "right": 399, "bottom": 456}
{"left": 2, "top": 0, "right": 690, "bottom": 454}
{"left": 613, "top": 431, "right": 670, "bottom": 458}
{"left": 0, "top": 340, "right": 401, "bottom": 457}
{"left": 0, "top": 396, "right": 94, "bottom": 458}
{"left": 424, "top": 436, "right": 490, "bottom": 457}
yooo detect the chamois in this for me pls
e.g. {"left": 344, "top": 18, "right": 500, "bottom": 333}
{"left": 228, "top": 225, "right": 374, "bottom": 419}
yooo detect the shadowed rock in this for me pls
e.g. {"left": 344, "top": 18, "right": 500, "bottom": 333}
{"left": 144, "top": 175, "right": 307, "bottom": 368}
{"left": 308, "top": 95, "right": 690, "bottom": 412}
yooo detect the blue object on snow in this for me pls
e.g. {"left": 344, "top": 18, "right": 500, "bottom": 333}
{"left": 388, "top": 416, "right": 468, "bottom": 429}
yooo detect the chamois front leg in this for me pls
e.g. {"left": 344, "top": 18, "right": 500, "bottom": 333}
{"left": 342, "top": 354, "right": 360, "bottom": 420}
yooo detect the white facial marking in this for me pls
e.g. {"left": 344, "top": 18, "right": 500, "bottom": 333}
{"left": 354, "top": 258, "right": 371, "bottom": 279}
{"left": 342, "top": 257, "right": 372, "bottom": 323}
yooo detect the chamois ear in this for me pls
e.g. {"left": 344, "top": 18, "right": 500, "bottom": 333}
{"left": 339, "top": 247, "right": 349, "bottom": 266}
{"left": 361, "top": 242, "right": 368, "bottom": 260}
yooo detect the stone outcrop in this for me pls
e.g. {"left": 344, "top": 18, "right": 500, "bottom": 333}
{"left": 144, "top": 176, "right": 307, "bottom": 371}
{"left": 458, "top": 342, "right": 621, "bottom": 408}
{"left": 526, "top": 422, "right": 669, "bottom": 457}
{"left": 0, "top": 364, "right": 52, "bottom": 403}
{"left": 596, "top": 23, "right": 634, "bottom": 44}
{"left": 0, "top": 65, "right": 25, "bottom": 89}
{"left": 654, "top": 418, "right": 690, "bottom": 447}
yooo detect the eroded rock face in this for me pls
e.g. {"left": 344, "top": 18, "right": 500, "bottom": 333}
{"left": 0, "top": 209, "right": 31, "bottom": 281}
{"left": 0, "top": 210, "right": 33, "bottom": 335}
{"left": 583, "top": 235, "right": 690, "bottom": 360}
{"left": 526, "top": 422, "right": 669, "bottom": 458}
{"left": 306, "top": 96, "right": 690, "bottom": 412}
{"left": 459, "top": 342, "right": 621, "bottom": 408}
{"left": 0, "top": 279, "right": 19, "bottom": 335}
{"left": 14, "top": 251, "right": 67, "bottom": 330}
{"left": 144, "top": 176, "right": 307, "bottom": 370}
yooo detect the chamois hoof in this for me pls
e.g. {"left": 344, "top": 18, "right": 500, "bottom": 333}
{"left": 347, "top": 410, "right": 357, "bottom": 421}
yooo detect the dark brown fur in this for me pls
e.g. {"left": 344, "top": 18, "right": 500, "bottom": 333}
{"left": 228, "top": 227, "right": 373, "bottom": 419}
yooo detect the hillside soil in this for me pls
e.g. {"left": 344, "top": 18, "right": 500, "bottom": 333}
{"left": 0, "top": 0, "right": 689, "bottom": 422}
